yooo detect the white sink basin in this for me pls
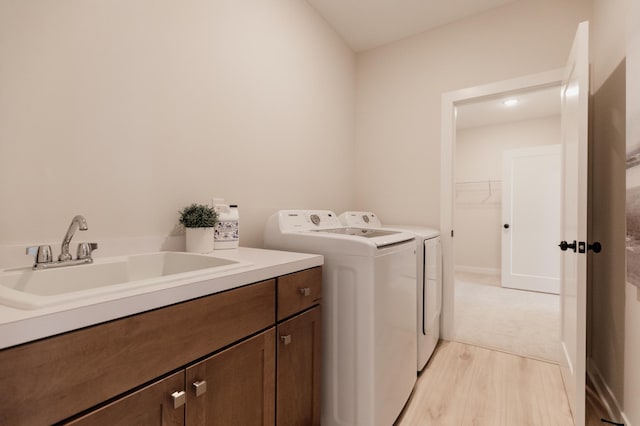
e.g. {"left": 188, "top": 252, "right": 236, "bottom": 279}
{"left": 0, "top": 252, "right": 251, "bottom": 310}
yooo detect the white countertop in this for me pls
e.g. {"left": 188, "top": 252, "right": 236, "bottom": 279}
{"left": 0, "top": 247, "right": 323, "bottom": 350}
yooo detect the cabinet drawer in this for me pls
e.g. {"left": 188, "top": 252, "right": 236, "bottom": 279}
{"left": 0, "top": 279, "right": 275, "bottom": 426}
{"left": 277, "top": 267, "right": 322, "bottom": 321}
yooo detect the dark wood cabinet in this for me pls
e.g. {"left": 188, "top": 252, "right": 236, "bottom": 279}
{"left": 0, "top": 266, "right": 322, "bottom": 426}
{"left": 66, "top": 329, "right": 277, "bottom": 426}
{"left": 276, "top": 306, "right": 322, "bottom": 426}
{"left": 0, "top": 279, "right": 275, "bottom": 426}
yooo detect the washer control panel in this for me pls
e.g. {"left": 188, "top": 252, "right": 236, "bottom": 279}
{"left": 277, "top": 210, "right": 341, "bottom": 231}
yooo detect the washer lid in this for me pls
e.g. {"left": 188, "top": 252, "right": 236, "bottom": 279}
{"left": 339, "top": 211, "right": 440, "bottom": 238}
{"left": 311, "top": 227, "right": 414, "bottom": 248}
{"left": 314, "top": 227, "right": 397, "bottom": 238}
{"left": 266, "top": 210, "right": 415, "bottom": 251}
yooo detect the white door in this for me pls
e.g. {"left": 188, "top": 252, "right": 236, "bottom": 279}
{"left": 502, "top": 145, "right": 561, "bottom": 294}
{"left": 559, "top": 21, "right": 589, "bottom": 426}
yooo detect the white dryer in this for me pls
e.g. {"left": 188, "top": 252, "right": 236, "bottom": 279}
{"left": 339, "top": 211, "right": 442, "bottom": 371}
{"left": 264, "top": 210, "right": 417, "bottom": 426}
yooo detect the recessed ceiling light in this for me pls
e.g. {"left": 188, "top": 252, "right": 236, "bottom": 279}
{"left": 503, "top": 99, "right": 519, "bottom": 107}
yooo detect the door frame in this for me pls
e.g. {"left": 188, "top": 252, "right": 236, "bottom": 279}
{"left": 439, "top": 68, "right": 564, "bottom": 340}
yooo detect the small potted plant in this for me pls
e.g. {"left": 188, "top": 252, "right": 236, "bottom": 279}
{"left": 179, "top": 203, "right": 218, "bottom": 253}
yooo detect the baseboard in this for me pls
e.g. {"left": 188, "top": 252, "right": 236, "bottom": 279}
{"left": 587, "top": 358, "right": 630, "bottom": 425}
{"left": 455, "top": 265, "right": 500, "bottom": 276}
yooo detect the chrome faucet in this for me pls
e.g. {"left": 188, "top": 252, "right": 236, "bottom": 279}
{"left": 59, "top": 215, "right": 88, "bottom": 261}
{"left": 26, "top": 215, "right": 98, "bottom": 270}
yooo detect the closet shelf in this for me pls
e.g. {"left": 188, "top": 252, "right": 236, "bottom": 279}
{"left": 455, "top": 180, "right": 502, "bottom": 204}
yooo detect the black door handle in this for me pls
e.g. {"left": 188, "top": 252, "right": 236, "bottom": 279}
{"left": 559, "top": 240, "right": 577, "bottom": 252}
{"left": 578, "top": 241, "right": 603, "bottom": 253}
{"left": 589, "top": 242, "right": 602, "bottom": 253}
{"left": 503, "top": 224, "right": 510, "bottom": 229}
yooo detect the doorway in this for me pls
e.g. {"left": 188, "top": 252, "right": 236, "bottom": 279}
{"left": 452, "top": 85, "right": 563, "bottom": 362}
{"left": 440, "top": 23, "right": 590, "bottom": 424}
{"left": 439, "top": 68, "right": 564, "bottom": 342}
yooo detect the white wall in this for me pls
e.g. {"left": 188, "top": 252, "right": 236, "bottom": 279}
{"left": 455, "top": 116, "right": 560, "bottom": 272}
{"left": 354, "top": 0, "right": 591, "bottom": 227}
{"left": 0, "top": 0, "right": 355, "bottom": 266}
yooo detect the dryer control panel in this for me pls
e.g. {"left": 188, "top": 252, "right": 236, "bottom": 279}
{"left": 339, "top": 211, "right": 382, "bottom": 228}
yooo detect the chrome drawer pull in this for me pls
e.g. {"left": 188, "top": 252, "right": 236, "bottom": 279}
{"left": 171, "top": 390, "right": 186, "bottom": 408}
{"left": 299, "top": 287, "right": 311, "bottom": 296}
{"left": 193, "top": 380, "right": 207, "bottom": 397}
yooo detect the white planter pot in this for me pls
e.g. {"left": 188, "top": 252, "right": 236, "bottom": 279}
{"left": 185, "top": 227, "right": 214, "bottom": 253}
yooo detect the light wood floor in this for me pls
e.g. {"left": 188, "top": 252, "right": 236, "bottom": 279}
{"left": 397, "top": 341, "right": 575, "bottom": 426}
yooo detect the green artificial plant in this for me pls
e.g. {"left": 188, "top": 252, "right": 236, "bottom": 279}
{"left": 179, "top": 203, "right": 218, "bottom": 228}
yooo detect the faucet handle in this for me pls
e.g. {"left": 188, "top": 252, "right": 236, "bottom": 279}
{"left": 26, "top": 245, "right": 53, "bottom": 264}
{"left": 77, "top": 242, "right": 98, "bottom": 260}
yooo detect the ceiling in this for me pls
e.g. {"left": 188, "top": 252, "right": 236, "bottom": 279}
{"left": 305, "top": 0, "right": 559, "bottom": 129}
{"left": 306, "top": 0, "right": 518, "bottom": 52}
{"left": 455, "top": 85, "right": 561, "bottom": 129}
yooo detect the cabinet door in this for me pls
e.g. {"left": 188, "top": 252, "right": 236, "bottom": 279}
{"left": 277, "top": 307, "right": 321, "bottom": 426}
{"left": 186, "top": 328, "right": 275, "bottom": 426}
{"left": 65, "top": 371, "right": 185, "bottom": 426}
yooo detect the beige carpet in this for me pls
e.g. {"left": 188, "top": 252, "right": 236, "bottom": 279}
{"left": 454, "top": 271, "right": 563, "bottom": 363}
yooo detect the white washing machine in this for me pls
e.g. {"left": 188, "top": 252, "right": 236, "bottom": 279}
{"left": 339, "top": 211, "right": 442, "bottom": 372}
{"left": 264, "top": 210, "right": 417, "bottom": 426}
